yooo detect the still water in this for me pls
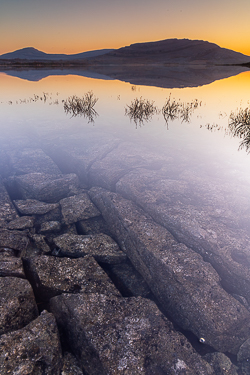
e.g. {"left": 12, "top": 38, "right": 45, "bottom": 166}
{"left": 1, "top": 67, "right": 250, "bottom": 364}
{"left": 1, "top": 69, "right": 250, "bottom": 188}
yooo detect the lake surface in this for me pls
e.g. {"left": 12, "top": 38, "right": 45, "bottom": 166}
{"left": 1, "top": 67, "right": 250, "bottom": 365}
{"left": 1, "top": 68, "right": 250, "bottom": 191}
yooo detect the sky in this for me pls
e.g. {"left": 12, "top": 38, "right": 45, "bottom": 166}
{"left": 1, "top": 0, "right": 250, "bottom": 56}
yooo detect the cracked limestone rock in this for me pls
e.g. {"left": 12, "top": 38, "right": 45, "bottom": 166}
{"left": 14, "top": 172, "right": 79, "bottom": 203}
{"left": 53, "top": 233, "right": 126, "bottom": 264}
{"left": 89, "top": 187, "right": 250, "bottom": 354}
{"left": 50, "top": 293, "right": 214, "bottom": 375}
{"left": 0, "top": 310, "right": 63, "bottom": 375}
{"left": 23, "top": 255, "right": 120, "bottom": 301}
{"left": 60, "top": 192, "right": 100, "bottom": 225}
{"left": 0, "top": 277, "right": 38, "bottom": 335}
{"left": 0, "top": 253, "right": 25, "bottom": 278}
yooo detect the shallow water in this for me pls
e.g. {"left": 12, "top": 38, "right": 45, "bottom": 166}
{"left": 1, "top": 67, "right": 250, "bottom": 363}
{"left": 1, "top": 68, "right": 250, "bottom": 189}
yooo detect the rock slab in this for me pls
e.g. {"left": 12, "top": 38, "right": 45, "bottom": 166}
{"left": 89, "top": 187, "right": 250, "bottom": 354}
{"left": 0, "top": 277, "right": 38, "bottom": 335}
{"left": 53, "top": 233, "right": 126, "bottom": 264}
{"left": 24, "top": 255, "right": 120, "bottom": 301}
{"left": 50, "top": 293, "right": 214, "bottom": 375}
{"left": 0, "top": 310, "right": 62, "bottom": 375}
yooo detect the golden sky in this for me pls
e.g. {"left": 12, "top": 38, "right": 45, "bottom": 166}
{"left": 1, "top": 0, "right": 250, "bottom": 56}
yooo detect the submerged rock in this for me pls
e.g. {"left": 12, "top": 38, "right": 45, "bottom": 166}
{"left": 88, "top": 141, "right": 165, "bottom": 191}
{"left": 53, "top": 233, "right": 126, "bottom": 264}
{"left": 0, "top": 277, "right": 38, "bottom": 335}
{"left": 0, "top": 310, "right": 62, "bottom": 375}
{"left": 23, "top": 255, "right": 121, "bottom": 301}
{"left": 116, "top": 169, "right": 250, "bottom": 304}
{"left": 39, "top": 220, "right": 61, "bottom": 234}
{"left": 105, "top": 261, "right": 152, "bottom": 297}
{"left": 42, "top": 134, "right": 120, "bottom": 186}
{"left": 89, "top": 187, "right": 250, "bottom": 354}
{"left": 61, "top": 352, "right": 84, "bottom": 375}
{"left": 14, "top": 172, "right": 79, "bottom": 202}
{"left": 7, "top": 216, "right": 35, "bottom": 230}
{"left": 60, "top": 192, "right": 100, "bottom": 224}
{"left": 0, "top": 180, "right": 18, "bottom": 227}
{"left": 8, "top": 148, "right": 62, "bottom": 176}
{"left": 77, "top": 215, "right": 110, "bottom": 235}
{"left": 237, "top": 338, "right": 250, "bottom": 374}
{"left": 50, "top": 293, "right": 214, "bottom": 375}
{"left": 13, "top": 198, "right": 59, "bottom": 215}
{"left": 28, "top": 233, "right": 51, "bottom": 255}
{"left": 0, "top": 228, "right": 29, "bottom": 253}
{"left": 203, "top": 352, "right": 238, "bottom": 375}
{"left": 0, "top": 253, "right": 25, "bottom": 278}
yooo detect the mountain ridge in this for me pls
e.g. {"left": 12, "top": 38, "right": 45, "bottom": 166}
{"left": 0, "top": 47, "right": 114, "bottom": 61}
{"left": 0, "top": 39, "right": 249, "bottom": 65}
{"left": 92, "top": 38, "right": 250, "bottom": 65}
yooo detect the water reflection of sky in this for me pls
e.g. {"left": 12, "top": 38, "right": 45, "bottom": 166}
{"left": 0, "top": 70, "right": 250, "bottom": 191}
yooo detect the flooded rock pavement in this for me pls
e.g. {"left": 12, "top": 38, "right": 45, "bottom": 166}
{"left": 0, "top": 133, "right": 250, "bottom": 374}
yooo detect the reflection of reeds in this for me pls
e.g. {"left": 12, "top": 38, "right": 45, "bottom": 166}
{"left": 229, "top": 107, "right": 250, "bottom": 152}
{"left": 63, "top": 91, "right": 98, "bottom": 123}
{"left": 125, "top": 97, "right": 158, "bottom": 127}
{"left": 162, "top": 96, "right": 179, "bottom": 124}
{"left": 162, "top": 95, "right": 201, "bottom": 125}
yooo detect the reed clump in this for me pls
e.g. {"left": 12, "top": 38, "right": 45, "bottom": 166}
{"left": 64, "top": 91, "right": 98, "bottom": 123}
{"left": 229, "top": 106, "right": 250, "bottom": 152}
{"left": 162, "top": 95, "right": 200, "bottom": 125}
{"left": 125, "top": 97, "right": 158, "bottom": 126}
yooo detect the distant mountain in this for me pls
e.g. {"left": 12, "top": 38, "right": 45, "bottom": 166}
{"left": 0, "top": 47, "right": 114, "bottom": 61}
{"left": 90, "top": 38, "right": 250, "bottom": 65}
{"left": 1, "top": 39, "right": 249, "bottom": 66}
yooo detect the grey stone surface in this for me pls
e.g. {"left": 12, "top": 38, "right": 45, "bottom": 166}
{"left": 29, "top": 233, "right": 51, "bottom": 255}
{"left": 8, "top": 148, "right": 62, "bottom": 175}
{"left": 50, "top": 293, "right": 214, "bottom": 375}
{"left": 0, "top": 310, "right": 63, "bottom": 375}
{"left": 24, "top": 255, "right": 120, "bottom": 301}
{"left": 0, "top": 277, "right": 38, "bottom": 335}
{"left": 39, "top": 220, "right": 61, "bottom": 234}
{"left": 7, "top": 215, "right": 35, "bottom": 230}
{"left": 43, "top": 133, "right": 120, "bottom": 185}
{"left": 61, "top": 352, "right": 84, "bottom": 375}
{"left": 204, "top": 352, "right": 238, "bottom": 375}
{"left": 106, "top": 261, "right": 152, "bottom": 297}
{"left": 238, "top": 338, "right": 250, "bottom": 362}
{"left": 77, "top": 215, "right": 110, "bottom": 235}
{"left": 88, "top": 141, "right": 165, "bottom": 190}
{"left": 60, "top": 192, "right": 100, "bottom": 224}
{"left": 116, "top": 169, "right": 250, "bottom": 304}
{"left": 14, "top": 172, "right": 79, "bottom": 202}
{"left": 53, "top": 233, "right": 126, "bottom": 264}
{"left": 14, "top": 198, "right": 59, "bottom": 215}
{"left": 34, "top": 206, "right": 62, "bottom": 225}
{"left": 0, "top": 253, "right": 25, "bottom": 278}
{"left": 0, "top": 180, "right": 18, "bottom": 227}
{"left": 89, "top": 187, "right": 250, "bottom": 354}
{"left": 0, "top": 228, "right": 29, "bottom": 252}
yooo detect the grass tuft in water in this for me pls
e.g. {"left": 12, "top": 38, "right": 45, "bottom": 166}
{"left": 162, "top": 95, "right": 200, "bottom": 125}
{"left": 125, "top": 97, "right": 159, "bottom": 127}
{"left": 229, "top": 106, "right": 250, "bottom": 152}
{"left": 64, "top": 91, "right": 98, "bottom": 123}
